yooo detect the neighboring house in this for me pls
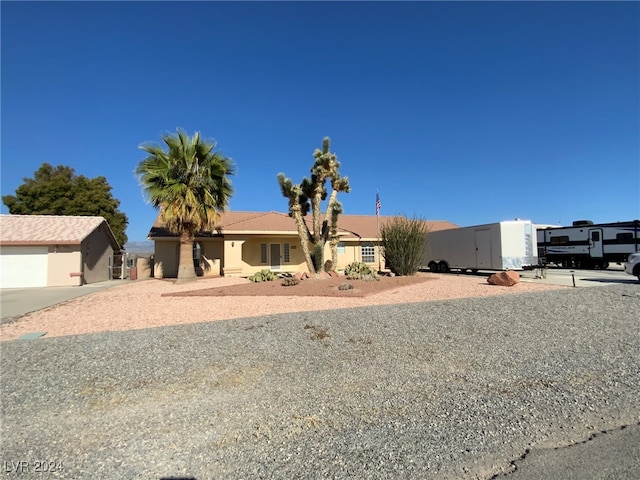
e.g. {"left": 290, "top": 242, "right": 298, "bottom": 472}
{"left": 149, "top": 211, "right": 458, "bottom": 278}
{"left": 0, "top": 215, "right": 122, "bottom": 288}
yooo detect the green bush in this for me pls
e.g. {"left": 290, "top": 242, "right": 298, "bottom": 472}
{"left": 344, "top": 262, "right": 379, "bottom": 281}
{"left": 248, "top": 269, "right": 278, "bottom": 283}
{"left": 380, "top": 215, "right": 428, "bottom": 276}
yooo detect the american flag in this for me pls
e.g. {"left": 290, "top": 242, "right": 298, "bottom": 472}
{"left": 376, "top": 192, "right": 381, "bottom": 216}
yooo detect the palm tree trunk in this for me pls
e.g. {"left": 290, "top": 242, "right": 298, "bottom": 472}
{"left": 176, "top": 236, "right": 197, "bottom": 283}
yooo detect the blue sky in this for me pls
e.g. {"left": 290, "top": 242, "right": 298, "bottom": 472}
{"left": 2, "top": 1, "right": 639, "bottom": 243}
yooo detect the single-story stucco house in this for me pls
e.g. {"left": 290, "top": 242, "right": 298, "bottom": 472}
{"left": 149, "top": 211, "right": 458, "bottom": 278}
{"left": 0, "top": 215, "right": 122, "bottom": 288}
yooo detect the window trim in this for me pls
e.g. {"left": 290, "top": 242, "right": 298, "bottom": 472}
{"left": 361, "top": 241, "right": 375, "bottom": 263}
{"left": 260, "top": 243, "right": 267, "bottom": 264}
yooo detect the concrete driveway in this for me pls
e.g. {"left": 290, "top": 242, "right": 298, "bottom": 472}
{"left": 457, "top": 264, "right": 636, "bottom": 288}
{"left": 0, "top": 279, "right": 128, "bottom": 320}
{"left": 518, "top": 264, "right": 637, "bottom": 288}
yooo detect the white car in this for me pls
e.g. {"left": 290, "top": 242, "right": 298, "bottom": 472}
{"left": 624, "top": 252, "right": 640, "bottom": 282}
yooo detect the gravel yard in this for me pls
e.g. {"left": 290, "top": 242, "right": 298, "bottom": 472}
{"left": 0, "top": 273, "right": 560, "bottom": 342}
{"left": 1, "top": 283, "right": 639, "bottom": 479}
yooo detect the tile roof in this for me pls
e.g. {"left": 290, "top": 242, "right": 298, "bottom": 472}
{"left": 0, "top": 215, "right": 120, "bottom": 247}
{"left": 149, "top": 211, "right": 458, "bottom": 239}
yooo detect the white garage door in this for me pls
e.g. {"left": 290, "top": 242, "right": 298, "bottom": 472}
{"left": 0, "top": 246, "right": 49, "bottom": 288}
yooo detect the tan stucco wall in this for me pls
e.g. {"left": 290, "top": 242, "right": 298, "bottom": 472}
{"left": 152, "top": 236, "right": 384, "bottom": 278}
{"left": 82, "top": 225, "right": 115, "bottom": 284}
{"left": 336, "top": 240, "right": 382, "bottom": 270}
{"left": 47, "top": 245, "right": 82, "bottom": 286}
{"left": 237, "top": 236, "right": 307, "bottom": 276}
{"left": 135, "top": 257, "right": 153, "bottom": 280}
{"left": 198, "top": 239, "right": 223, "bottom": 277}
{"left": 153, "top": 238, "right": 223, "bottom": 278}
{"left": 153, "top": 240, "right": 179, "bottom": 278}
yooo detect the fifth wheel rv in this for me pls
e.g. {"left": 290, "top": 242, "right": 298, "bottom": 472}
{"left": 537, "top": 220, "right": 640, "bottom": 269}
{"left": 422, "top": 220, "right": 537, "bottom": 273}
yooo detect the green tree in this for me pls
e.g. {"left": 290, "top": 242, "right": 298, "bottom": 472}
{"left": 2, "top": 163, "right": 129, "bottom": 246}
{"left": 136, "top": 129, "right": 234, "bottom": 283}
{"left": 278, "top": 137, "right": 350, "bottom": 274}
{"left": 380, "top": 215, "right": 429, "bottom": 276}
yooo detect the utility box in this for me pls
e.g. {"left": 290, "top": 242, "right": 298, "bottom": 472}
{"left": 129, "top": 266, "right": 137, "bottom": 280}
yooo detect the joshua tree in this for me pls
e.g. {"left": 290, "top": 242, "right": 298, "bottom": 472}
{"left": 278, "top": 137, "right": 350, "bottom": 274}
{"left": 136, "top": 129, "right": 234, "bottom": 283}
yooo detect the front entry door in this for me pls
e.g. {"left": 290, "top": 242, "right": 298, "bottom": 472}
{"left": 270, "top": 243, "right": 281, "bottom": 270}
{"left": 588, "top": 229, "right": 604, "bottom": 258}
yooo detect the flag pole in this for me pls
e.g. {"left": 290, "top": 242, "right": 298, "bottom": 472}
{"left": 376, "top": 189, "right": 381, "bottom": 272}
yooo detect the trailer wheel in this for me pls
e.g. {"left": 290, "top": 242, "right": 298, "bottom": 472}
{"left": 428, "top": 261, "right": 438, "bottom": 273}
{"left": 438, "top": 261, "right": 450, "bottom": 273}
{"left": 471, "top": 269, "right": 479, "bottom": 274}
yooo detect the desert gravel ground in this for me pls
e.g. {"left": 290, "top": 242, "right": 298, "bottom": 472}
{"left": 1, "top": 280, "right": 639, "bottom": 479}
{"left": 0, "top": 273, "right": 561, "bottom": 341}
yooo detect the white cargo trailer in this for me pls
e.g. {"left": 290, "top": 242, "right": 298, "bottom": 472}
{"left": 422, "top": 220, "right": 537, "bottom": 272}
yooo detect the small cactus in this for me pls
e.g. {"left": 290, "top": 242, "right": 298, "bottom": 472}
{"left": 281, "top": 277, "right": 300, "bottom": 287}
{"left": 248, "top": 269, "right": 278, "bottom": 283}
{"left": 338, "top": 282, "right": 354, "bottom": 290}
{"left": 344, "top": 262, "right": 379, "bottom": 281}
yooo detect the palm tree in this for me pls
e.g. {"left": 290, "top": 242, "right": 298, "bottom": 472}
{"left": 136, "top": 129, "right": 234, "bottom": 283}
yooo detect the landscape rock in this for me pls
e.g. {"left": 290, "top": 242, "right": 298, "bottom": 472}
{"left": 298, "top": 271, "right": 336, "bottom": 280}
{"left": 487, "top": 270, "right": 520, "bottom": 286}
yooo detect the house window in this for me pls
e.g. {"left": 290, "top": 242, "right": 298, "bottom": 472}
{"left": 193, "top": 242, "right": 202, "bottom": 268}
{"left": 361, "top": 242, "right": 375, "bottom": 263}
{"left": 260, "top": 243, "right": 267, "bottom": 264}
{"left": 337, "top": 242, "right": 345, "bottom": 254}
{"left": 283, "top": 243, "right": 290, "bottom": 263}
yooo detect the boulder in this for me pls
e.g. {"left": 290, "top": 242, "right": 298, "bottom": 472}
{"left": 328, "top": 270, "right": 340, "bottom": 278}
{"left": 487, "top": 270, "right": 520, "bottom": 286}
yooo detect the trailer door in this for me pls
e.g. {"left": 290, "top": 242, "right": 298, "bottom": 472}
{"left": 588, "top": 228, "right": 604, "bottom": 258}
{"left": 475, "top": 229, "right": 492, "bottom": 269}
